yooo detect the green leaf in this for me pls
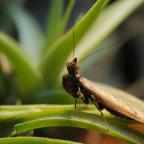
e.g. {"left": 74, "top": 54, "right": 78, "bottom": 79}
{"left": 45, "top": 0, "right": 64, "bottom": 51}
{"left": 45, "top": 0, "right": 75, "bottom": 51}
{"left": 0, "top": 103, "right": 144, "bottom": 143}
{"left": 0, "top": 137, "right": 80, "bottom": 144}
{"left": 40, "top": 0, "right": 106, "bottom": 87}
{"left": 21, "top": 112, "right": 144, "bottom": 143}
{"left": 59, "top": 0, "right": 75, "bottom": 38}
{"left": 57, "top": 0, "right": 144, "bottom": 86}
{"left": 73, "top": 0, "right": 144, "bottom": 62}
{"left": 11, "top": 111, "right": 144, "bottom": 143}
{"left": 3, "top": 2, "right": 44, "bottom": 64}
{"left": 0, "top": 32, "right": 42, "bottom": 96}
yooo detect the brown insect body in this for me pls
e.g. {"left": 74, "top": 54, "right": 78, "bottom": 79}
{"left": 62, "top": 58, "right": 144, "bottom": 124}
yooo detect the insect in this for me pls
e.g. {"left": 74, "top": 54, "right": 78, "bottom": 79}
{"left": 62, "top": 4, "right": 144, "bottom": 129}
{"left": 62, "top": 57, "right": 144, "bottom": 129}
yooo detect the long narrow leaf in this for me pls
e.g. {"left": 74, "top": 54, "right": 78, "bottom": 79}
{"left": 57, "top": 0, "right": 144, "bottom": 86}
{"left": 74, "top": 0, "right": 144, "bottom": 62}
{"left": 40, "top": 0, "right": 107, "bottom": 87}
{"left": 45, "top": 0, "right": 63, "bottom": 51}
{"left": 0, "top": 32, "right": 41, "bottom": 96}
{"left": 0, "top": 137, "right": 81, "bottom": 144}
{"left": 0, "top": 98, "right": 144, "bottom": 143}
{"left": 3, "top": 2, "right": 44, "bottom": 64}
{"left": 3, "top": 110, "right": 144, "bottom": 143}
{"left": 59, "top": 0, "right": 75, "bottom": 38}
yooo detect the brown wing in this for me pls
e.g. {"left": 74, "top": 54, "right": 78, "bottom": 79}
{"left": 77, "top": 74, "right": 144, "bottom": 123}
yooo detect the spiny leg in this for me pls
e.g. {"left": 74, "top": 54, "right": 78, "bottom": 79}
{"left": 67, "top": 90, "right": 82, "bottom": 119}
{"left": 67, "top": 99, "right": 77, "bottom": 119}
{"left": 99, "top": 109, "right": 110, "bottom": 131}
{"left": 91, "top": 95, "right": 110, "bottom": 130}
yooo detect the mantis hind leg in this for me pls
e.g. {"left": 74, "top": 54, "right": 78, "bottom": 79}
{"left": 91, "top": 95, "right": 110, "bottom": 131}
{"left": 67, "top": 91, "right": 82, "bottom": 119}
{"left": 67, "top": 99, "right": 78, "bottom": 119}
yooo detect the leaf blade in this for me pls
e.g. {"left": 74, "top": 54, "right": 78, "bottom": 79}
{"left": 0, "top": 137, "right": 80, "bottom": 144}
{"left": 40, "top": 0, "right": 107, "bottom": 87}
{"left": 4, "top": 2, "right": 44, "bottom": 64}
{"left": 0, "top": 32, "right": 42, "bottom": 96}
{"left": 13, "top": 110, "right": 144, "bottom": 144}
{"left": 0, "top": 104, "right": 144, "bottom": 143}
{"left": 45, "top": 0, "right": 64, "bottom": 51}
